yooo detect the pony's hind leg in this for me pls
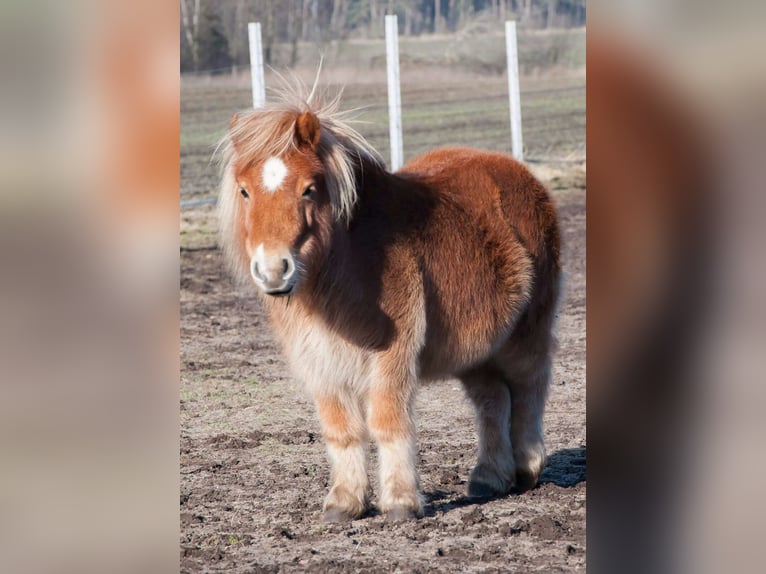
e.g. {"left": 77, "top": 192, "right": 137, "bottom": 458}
{"left": 460, "top": 365, "right": 516, "bottom": 498}
{"left": 314, "top": 392, "right": 370, "bottom": 521}
{"left": 510, "top": 358, "right": 550, "bottom": 491}
{"left": 494, "top": 350, "right": 551, "bottom": 492}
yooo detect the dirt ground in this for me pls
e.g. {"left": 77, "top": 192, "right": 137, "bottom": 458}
{"left": 180, "top": 165, "right": 585, "bottom": 572}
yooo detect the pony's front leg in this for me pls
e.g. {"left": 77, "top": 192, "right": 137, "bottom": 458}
{"left": 368, "top": 361, "right": 423, "bottom": 520}
{"left": 315, "top": 393, "right": 370, "bottom": 522}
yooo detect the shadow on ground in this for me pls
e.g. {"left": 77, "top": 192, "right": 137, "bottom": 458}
{"left": 423, "top": 446, "right": 586, "bottom": 516}
{"left": 539, "top": 446, "right": 586, "bottom": 487}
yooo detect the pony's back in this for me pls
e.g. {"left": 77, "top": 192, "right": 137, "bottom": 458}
{"left": 400, "top": 147, "right": 560, "bottom": 268}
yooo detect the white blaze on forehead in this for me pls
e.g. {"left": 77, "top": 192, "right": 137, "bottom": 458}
{"left": 262, "top": 156, "right": 288, "bottom": 192}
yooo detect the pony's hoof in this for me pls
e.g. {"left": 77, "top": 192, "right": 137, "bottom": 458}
{"left": 467, "top": 480, "right": 504, "bottom": 500}
{"left": 468, "top": 463, "right": 512, "bottom": 500}
{"left": 514, "top": 469, "right": 540, "bottom": 493}
{"left": 385, "top": 506, "right": 419, "bottom": 522}
{"left": 322, "top": 508, "right": 358, "bottom": 523}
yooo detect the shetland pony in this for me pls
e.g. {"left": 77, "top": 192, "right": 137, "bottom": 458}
{"left": 218, "top": 87, "right": 560, "bottom": 522}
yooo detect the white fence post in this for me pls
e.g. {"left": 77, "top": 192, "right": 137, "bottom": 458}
{"left": 505, "top": 21, "right": 523, "bottom": 161}
{"left": 385, "top": 15, "right": 403, "bottom": 171}
{"left": 248, "top": 22, "right": 265, "bottom": 108}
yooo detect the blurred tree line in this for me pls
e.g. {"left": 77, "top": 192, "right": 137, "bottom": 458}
{"left": 180, "top": 0, "right": 586, "bottom": 73}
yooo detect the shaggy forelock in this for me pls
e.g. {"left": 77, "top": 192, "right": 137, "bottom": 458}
{"left": 218, "top": 84, "right": 383, "bottom": 218}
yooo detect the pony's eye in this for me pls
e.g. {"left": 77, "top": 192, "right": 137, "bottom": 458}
{"left": 240, "top": 188, "right": 249, "bottom": 200}
{"left": 302, "top": 184, "right": 316, "bottom": 198}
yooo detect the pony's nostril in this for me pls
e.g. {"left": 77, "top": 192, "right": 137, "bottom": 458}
{"left": 282, "top": 257, "right": 296, "bottom": 279}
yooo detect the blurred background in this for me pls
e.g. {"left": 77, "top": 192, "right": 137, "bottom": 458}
{"left": 586, "top": 2, "right": 766, "bottom": 573}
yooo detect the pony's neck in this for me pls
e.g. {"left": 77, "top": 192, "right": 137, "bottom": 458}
{"left": 350, "top": 156, "right": 398, "bottom": 215}
{"left": 294, "top": 159, "right": 390, "bottom": 304}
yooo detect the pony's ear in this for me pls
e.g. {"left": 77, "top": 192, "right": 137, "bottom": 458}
{"left": 295, "top": 111, "right": 321, "bottom": 150}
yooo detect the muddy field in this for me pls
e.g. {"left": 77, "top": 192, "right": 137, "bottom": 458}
{"left": 180, "top": 165, "right": 585, "bottom": 571}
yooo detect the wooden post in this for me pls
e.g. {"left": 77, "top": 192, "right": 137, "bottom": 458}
{"left": 248, "top": 22, "right": 266, "bottom": 109}
{"left": 505, "top": 21, "right": 523, "bottom": 161}
{"left": 385, "top": 15, "right": 403, "bottom": 171}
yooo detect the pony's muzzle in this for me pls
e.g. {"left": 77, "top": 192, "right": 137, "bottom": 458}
{"left": 250, "top": 246, "right": 296, "bottom": 295}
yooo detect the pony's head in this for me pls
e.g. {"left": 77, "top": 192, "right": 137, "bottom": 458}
{"left": 218, "top": 88, "right": 383, "bottom": 296}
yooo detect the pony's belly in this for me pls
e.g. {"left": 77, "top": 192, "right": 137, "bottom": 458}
{"left": 418, "top": 322, "right": 515, "bottom": 380}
